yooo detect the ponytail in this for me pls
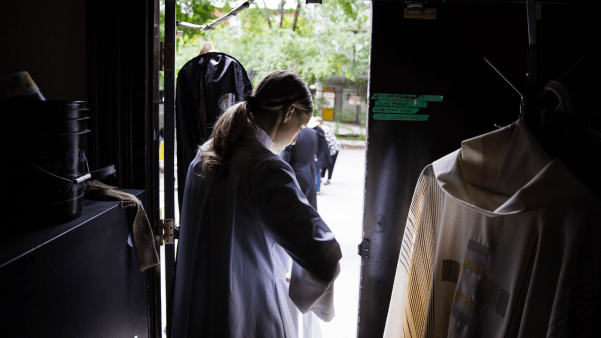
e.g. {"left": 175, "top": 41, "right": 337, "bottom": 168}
{"left": 199, "top": 101, "right": 250, "bottom": 178}
{"left": 199, "top": 70, "right": 313, "bottom": 178}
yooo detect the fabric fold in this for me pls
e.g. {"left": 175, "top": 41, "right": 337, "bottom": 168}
{"left": 84, "top": 180, "right": 159, "bottom": 272}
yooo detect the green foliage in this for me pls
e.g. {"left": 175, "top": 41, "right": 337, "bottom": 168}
{"left": 162, "top": 1, "right": 371, "bottom": 90}
{"left": 160, "top": 0, "right": 217, "bottom": 41}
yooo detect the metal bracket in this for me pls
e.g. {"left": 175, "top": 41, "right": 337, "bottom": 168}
{"left": 159, "top": 42, "right": 164, "bottom": 72}
{"left": 358, "top": 239, "right": 370, "bottom": 259}
{"left": 159, "top": 219, "right": 174, "bottom": 245}
{"left": 404, "top": 2, "right": 436, "bottom": 20}
{"left": 158, "top": 42, "right": 175, "bottom": 72}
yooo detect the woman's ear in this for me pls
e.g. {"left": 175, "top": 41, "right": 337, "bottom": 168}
{"left": 283, "top": 104, "right": 296, "bottom": 123}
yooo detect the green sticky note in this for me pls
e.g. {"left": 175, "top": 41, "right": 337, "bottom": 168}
{"left": 374, "top": 100, "right": 428, "bottom": 108}
{"left": 372, "top": 106, "right": 400, "bottom": 113}
{"left": 397, "top": 108, "right": 421, "bottom": 114}
{"left": 372, "top": 114, "right": 429, "bottom": 121}
{"left": 370, "top": 93, "right": 416, "bottom": 100}
{"left": 416, "top": 95, "right": 443, "bottom": 102}
{"left": 372, "top": 107, "right": 421, "bottom": 114}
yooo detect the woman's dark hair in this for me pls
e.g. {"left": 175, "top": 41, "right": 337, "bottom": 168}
{"left": 200, "top": 70, "right": 313, "bottom": 177}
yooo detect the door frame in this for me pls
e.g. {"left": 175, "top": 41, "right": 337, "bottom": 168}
{"left": 86, "top": 0, "right": 162, "bottom": 336}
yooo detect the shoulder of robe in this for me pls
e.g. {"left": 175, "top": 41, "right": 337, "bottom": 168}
{"left": 252, "top": 156, "right": 295, "bottom": 182}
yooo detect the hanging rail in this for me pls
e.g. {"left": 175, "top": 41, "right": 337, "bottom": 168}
{"left": 524, "top": 0, "right": 540, "bottom": 137}
{"left": 177, "top": 0, "right": 256, "bottom": 31}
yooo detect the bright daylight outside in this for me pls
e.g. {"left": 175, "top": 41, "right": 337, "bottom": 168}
{"left": 158, "top": 1, "right": 371, "bottom": 337}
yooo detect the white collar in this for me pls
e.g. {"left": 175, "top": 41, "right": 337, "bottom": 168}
{"left": 254, "top": 125, "right": 273, "bottom": 151}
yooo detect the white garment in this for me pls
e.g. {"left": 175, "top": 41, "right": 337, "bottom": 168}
{"left": 171, "top": 123, "right": 341, "bottom": 338}
{"left": 384, "top": 120, "right": 600, "bottom": 337}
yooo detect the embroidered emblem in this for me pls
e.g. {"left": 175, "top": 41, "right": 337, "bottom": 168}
{"left": 451, "top": 290, "right": 475, "bottom": 327}
{"left": 477, "top": 278, "right": 510, "bottom": 318}
{"left": 442, "top": 259, "right": 461, "bottom": 283}
{"left": 463, "top": 239, "right": 489, "bottom": 275}
{"left": 447, "top": 240, "right": 511, "bottom": 324}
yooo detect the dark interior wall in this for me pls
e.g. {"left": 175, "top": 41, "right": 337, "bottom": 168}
{"left": 359, "top": 1, "right": 600, "bottom": 337}
{"left": 0, "top": 0, "right": 87, "bottom": 100}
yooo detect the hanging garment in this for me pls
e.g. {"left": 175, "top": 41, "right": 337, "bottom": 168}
{"left": 279, "top": 127, "right": 319, "bottom": 210}
{"left": 170, "top": 123, "right": 341, "bottom": 338}
{"left": 176, "top": 52, "right": 252, "bottom": 208}
{"left": 83, "top": 180, "right": 159, "bottom": 272}
{"left": 384, "top": 120, "right": 600, "bottom": 338}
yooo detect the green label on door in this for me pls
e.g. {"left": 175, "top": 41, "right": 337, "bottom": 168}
{"left": 373, "top": 114, "right": 429, "bottom": 121}
{"left": 370, "top": 93, "right": 442, "bottom": 122}
{"left": 417, "top": 95, "right": 443, "bottom": 102}
{"left": 375, "top": 100, "right": 428, "bottom": 108}
{"left": 370, "top": 93, "right": 416, "bottom": 100}
{"left": 372, "top": 107, "right": 421, "bottom": 114}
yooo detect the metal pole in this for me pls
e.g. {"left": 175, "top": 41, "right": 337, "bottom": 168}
{"left": 524, "top": 0, "right": 539, "bottom": 138}
{"left": 164, "top": 0, "right": 177, "bottom": 335}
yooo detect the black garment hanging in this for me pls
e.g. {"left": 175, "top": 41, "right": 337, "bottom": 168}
{"left": 176, "top": 52, "right": 252, "bottom": 207}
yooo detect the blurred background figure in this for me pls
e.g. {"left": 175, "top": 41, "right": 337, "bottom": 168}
{"left": 279, "top": 125, "right": 319, "bottom": 210}
{"left": 308, "top": 116, "right": 331, "bottom": 195}
{"left": 317, "top": 117, "right": 341, "bottom": 185}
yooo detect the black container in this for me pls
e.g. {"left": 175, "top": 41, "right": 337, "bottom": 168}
{"left": 1, "top": 100, "right": 89, "bottom": 120}
{"left": 1, "top": 100, "right": 90, "bottom": 228}
{"left": 28, "top": 117, "right": 89, "bottom": 134}
{"left": 4, "top": 130, "right": 90, "bottom": 227}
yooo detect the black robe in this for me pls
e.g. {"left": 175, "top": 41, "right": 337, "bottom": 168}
{"left": 279, "top": 128, "right": 319, "bottom": 210}
{"left": 175, "top": 52, "right": 252, "bottom": 208}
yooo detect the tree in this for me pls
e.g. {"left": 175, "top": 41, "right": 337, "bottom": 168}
{"left": 167, "top": 0, "right": 371, "bottom": 91}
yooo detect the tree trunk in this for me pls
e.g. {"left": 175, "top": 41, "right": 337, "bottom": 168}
{"left": 292, "top": 1, "right": 300, "bottom": 32}
{"left": 279, "top": 0, "right": 285, "bottom": 28}
{"left": 262, "top": 0, "right": 272, "bottom": 28}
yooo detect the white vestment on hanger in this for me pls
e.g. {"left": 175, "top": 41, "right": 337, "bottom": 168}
{"left": 384, "top": 120, "right": 600, "bottom": 337}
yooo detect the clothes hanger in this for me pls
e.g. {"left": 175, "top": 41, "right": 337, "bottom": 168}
{"left": 199, "top": 30, "right": 217, "bottom": 55}
{"left": 199, "top": 41, "right": 216, "bottom": 54}
{"left": 483, "top": 57, "right": 523, "bottom": 130}
{"left": 541, "top": 80, "right": 574, "bottom": 117}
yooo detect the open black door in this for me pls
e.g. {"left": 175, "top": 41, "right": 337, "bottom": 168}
{"left": 87, "top": 0, "right": 163, "bottom": 336}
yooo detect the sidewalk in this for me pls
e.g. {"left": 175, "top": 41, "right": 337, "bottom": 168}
{"left": 317, "top": 148, "right": 365, "bottom": 338}
{"left": 322, "top": 121, "right": 366, "bottom": 149}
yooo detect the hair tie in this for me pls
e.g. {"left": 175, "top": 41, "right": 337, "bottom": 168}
{"left": 246, "top": 96, "right": 260, "bottom": 113}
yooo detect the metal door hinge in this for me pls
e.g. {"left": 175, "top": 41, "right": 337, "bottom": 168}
{"left": 159, "top": 219, "right": 174, "bottom": 245}
{"left": 358, "top": 239, "right": 370, "bottom": 259}
{"left": 159, "top": 42, "right": 175, "bottom": 72}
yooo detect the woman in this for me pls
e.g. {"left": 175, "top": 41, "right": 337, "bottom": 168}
{"left": 317, "top": 117, "right": 341, "bottom": 185}
{"left": 171, "top": 70, "right": 342, "bottom": 338}
{"left": 308, "top": 117, "right": 331, "bottom": 194}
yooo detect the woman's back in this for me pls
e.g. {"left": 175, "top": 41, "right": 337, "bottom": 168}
{"left": 171, "top": 124, "right": 341, "bottom": 337}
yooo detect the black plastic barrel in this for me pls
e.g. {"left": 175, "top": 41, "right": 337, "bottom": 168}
{"left": 1, "top": 100, "right": 90, "bottom": 228}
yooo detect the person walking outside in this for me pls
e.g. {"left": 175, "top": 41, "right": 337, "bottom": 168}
{"left": 279, "top": 126, "right": 319, "bottom": 210}
{"left": 309, "top": 117, "right": 331, "bottom": 194}
{"left": 170, "top": 70, "right": 342, "bottom": 338}
{"left": 318, "top": 117, "right": 341, "bottom": 185}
